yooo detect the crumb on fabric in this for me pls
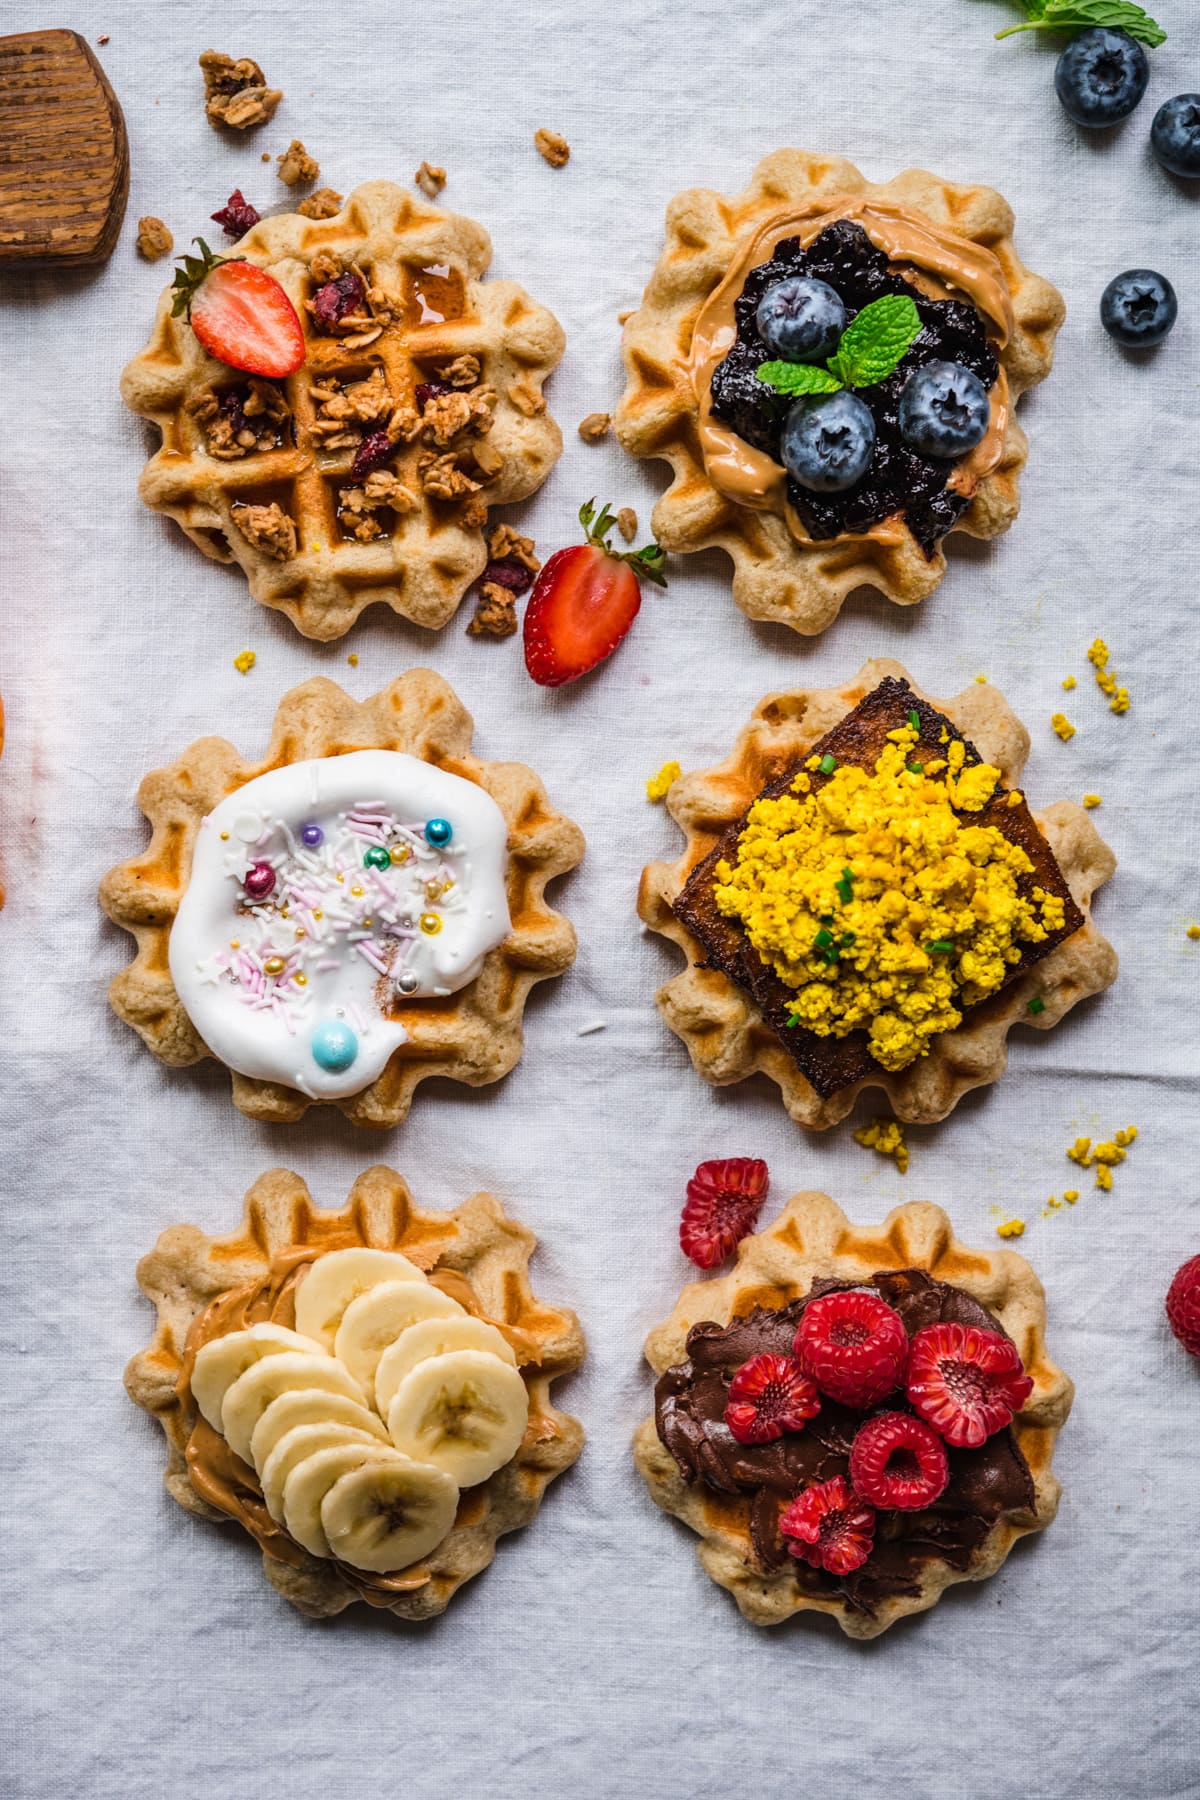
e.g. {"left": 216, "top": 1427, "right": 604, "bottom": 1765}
{"left": 1051, "top": 713, "right": 1075, "bottom": 742}
{"left": 415, "top": 161, "right": 446, "bottom": 199}
{"left": 297, "top": 188, "right": 342, "bottom": 220}
{"left": 467, "top": 582, "right": 518, "bottom": 639}
{"left": 578, "top": 412, "right": 610, "bottom": 442}
{"left": 853, "top": 1116, "right": 909, "bottom": 1175}
{"left": 1083, "top": 794, "right": 1101, "bottom": 809}
{"left": 996, "top": 1218, "right": 1025, "bottom": 1239}
{"left": 646, "top": 760, "right": 681, "bottom": 803}
{"left": 198, "top": 49, "right": 282, "bottom": 130}
{"left": 347, "top": 653, "right": 358, "bottom": 667}
{"left": 1188, "top": 925, "right": 1200, "bottom": 941}
{"left": 135, "top": 216, "right": 173, "bottom": 260}
{"left": 617, "top": 507, "right": 637, "bottom": 543}
{"left": 277, "top": 139, "right": 319, "bottom": 186}
{"left": 1061, "top": 675, "right": 1076, "bottom": 691}
{"left": 534, "top": 128, "right": 570, "bottom": 167}
{"left": 233, "top": 650, "right": 256, "bottom": 674}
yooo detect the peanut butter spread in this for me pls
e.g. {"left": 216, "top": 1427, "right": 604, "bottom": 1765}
{"left": 689, "top": 197, "right": 1014, "bottom": 547}
{"left": 180, "top": 1248, "right": 542, "bottom": 1604}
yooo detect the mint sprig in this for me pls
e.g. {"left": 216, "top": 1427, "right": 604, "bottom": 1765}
{"left": 755, "top": 294, "right": 922, "bottom": 399}
{"left": 992, "top": 0, "right": 1166, "bottom": 46}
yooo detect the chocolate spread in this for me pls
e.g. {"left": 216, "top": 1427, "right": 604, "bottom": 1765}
{"left": 707, "top": 219, "right": 1001, "bottom": 555}
{"left": 655, "top": 1269, "right": 1036, "bottom": 1618}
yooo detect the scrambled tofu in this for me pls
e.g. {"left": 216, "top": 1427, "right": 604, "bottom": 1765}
{"left": 711, "top": 722, "right": 1065, "bottom": 1073}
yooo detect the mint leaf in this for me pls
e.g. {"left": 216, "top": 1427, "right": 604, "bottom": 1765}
{"left": 827, "top": 295, "right": 922, "bottom": 390}
{"left": 996, "top": 0, "right": 1166, "bottom": 44}
{"left": 755, "top": 360, "right": 843, "bottom": 397}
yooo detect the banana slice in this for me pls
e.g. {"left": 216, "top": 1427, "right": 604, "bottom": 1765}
{"left": 221, "top": 1352, "right": 366, "bottom": 1465}
{"left": 385, "top": 1350, "right": 529, "bottom": 1488}
{"left": 190, "top": 1323, "right": 326, "bottom": 1431}
{"left": 334, "top": 1280, "right": 465, "bottom": 1394}
{"left": 259, "top": 1421, "right": 390, "bottom": 1521}
{"left": 321, "top": 1452, "right": 459, "bottom": 1573}
{"left": 374, "top": 1315, "right": 517, "bottom": 1418}
{"left": 250, "top": 1387, "right": 388, "bottom": 1474}
{"left": 293, "top": 1249, "right": 426, "bottom": 1350}
{"left": 282, "top": 1441, "right": 400, "bottom": 1557}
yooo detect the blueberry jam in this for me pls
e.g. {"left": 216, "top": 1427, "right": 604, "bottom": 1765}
{"left": 709, "top": 221, "right": 999, "bottom": 556}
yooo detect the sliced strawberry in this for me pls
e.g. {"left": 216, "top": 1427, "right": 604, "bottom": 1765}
{"left": 523, "top": 499, "right": 665, "bottom": 687}
{"left": 171, "top": 238, "right": 304, "bottom": 380}
{"left": 905, "top": 1321, "right": 1033, "bottom": 1448}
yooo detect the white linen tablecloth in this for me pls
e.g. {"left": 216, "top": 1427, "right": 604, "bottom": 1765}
{"left": 1, "top": 1, "right": 1198, "bottom": 1793}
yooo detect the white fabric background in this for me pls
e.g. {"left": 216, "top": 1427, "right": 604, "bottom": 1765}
{"left": 1, "top": 1, "right": 1198, "bottom": 1794}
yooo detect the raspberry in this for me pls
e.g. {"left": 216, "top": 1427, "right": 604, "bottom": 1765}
{"left": 780, "top": 1476, "right": 876, "bottom": 1576}
{"left": 1166, "top": 1253, "right": 1200, "bottom": 1358}
{"left": 678, "top": 1158, "right": 769, "bottom": 1269}
{"left": 906, "top": 1322, "right": 1033, "bottom": 1448}
{"left": 349, "top": 430, "right": 395, "bottom": 480}
{"left": 311, "top": 270, "right": 366, "bottom": 330}
{"left": 210, "top": 190, "right": 261, "bottom": 241}
{"left": 414, "top": 379, "right": 454, "bottom": 407}
{"left": 847, "top": 1411, "right": 949, "bottom": 1510}
{"left": 794, "top": 1290, "right": 909, "bottom": 1408}
{"left": 723, "top": 1353, "right": 821, "bottom": 1445}
{"left": 481, "top": 557, "right": 536, "bottom": 596}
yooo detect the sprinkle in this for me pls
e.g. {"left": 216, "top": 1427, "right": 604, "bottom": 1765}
{"left": 577, "top": 1020, "right": 607, "bottom": 1036}
{"left": 233, "top": 650, "right": 256, "bottom": 675}
{"left": 818, "top": 753, "right": 838, "bottom": 776}
{"left": 294, "top": 972, "right": 307, "bottom": 986}
{"left": 263, "top": 956, "right": 285, "bottom": 976}
{"left": 1083, "top": 794, "right": 1102, "bottom": 808}
{"left": 853, "top": 1117, "right": 909, "bottom": 1174}
{"left": 906, "top": 762, "right": 924, "bottom": 774}
{"left": 1027, "top": 996, "right": 1045, "bottom": 1015}
{"left": 1061, "top": 676, "right": 1076, "bottom": 691}
{"left": 420, "top": 912, "right": 443, "bottom": 935}
{"left": 646, "top": 759, "right": 682, "bottom": 802}
{"left": 1188, "top": 925, "right": 1200, "bottom": 941}
{"left": 348, "top": 653, "right": 359, "bottom": 666}
{"left": 997, "top": 1219, "right": 1025, "bottom": 1239}
{"left": 926, "top": 940, "right": 954, "bottom": 954}
{"left": 220, "top": 831, "right": 230, "bottom": 840}
{"left": 1051, "top": 713, "right": 1075, "bottom": 742}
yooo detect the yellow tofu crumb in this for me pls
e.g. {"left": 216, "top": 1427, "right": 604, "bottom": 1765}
{"left": 974, "top": 674, "right": 986, "bottom": 684}
{"left": 646, "top": 759, "right": 682, "bottom": 803}
{"left": 347, "top": 653, "right": 359, "bottom": 667}
{"left": 853, "top": 1117, "right": 909, "bottom": 1174}
{"left": 1066, "top": 1137, "right": 1092, "bottom": 1166}
{"left": 1061, "top": 675, "right": 1077, "bottom": 691}
{"left": 1095, "top": 1164, "right": 1113, "bottom": 1192}
{"left": 1083, "top": 794, "right": 1101, "bottom": 809}
{"left": 1187, "top": 925, "right": 1200, "bottom": 941}
{"left": 997, "top": 1218, "right": 1025, "bottom": 1238}
{"left": 1110, "top": 688, "right": 1129, "bottom": 715}
{"left": 1088, "top": 637, "right": 1129, "bottom": 714}
{"left": 1051, "top": 713, "right": 1075, "bottom": 742}
{"left": 233, "top": 650, "right": 256, "bottom": 675}
{"left": 1064, "top": 1189, "right": 1079, "bottom": 1203}
{"left": 1007, "top": 790, "right": 1023, "bottom": 808}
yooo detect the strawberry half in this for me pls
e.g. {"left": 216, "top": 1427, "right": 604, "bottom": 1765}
{"left": 523, "top": 499, "right": 666, "bottom": 687}
{"left": 170, "top": 238, "right": 305, "bottom": 379}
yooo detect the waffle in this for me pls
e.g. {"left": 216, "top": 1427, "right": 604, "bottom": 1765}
{"left": 614, "top": 149, "right": 1064, "bottom": 635}
{"left": 639, "top": 659, "right": 1117, "bottom": 1129}
{"left": 635, "top": 1191, "right": 1072, "bottom": 1638}
{"left": 120, "top": 180, "right": 564, "bottom": 639}
{"left": 100, "top": 670, "right": 583, "bottom": 1125}
{"left": 125, "top": 1165, "right": 586, "bottom": 1620}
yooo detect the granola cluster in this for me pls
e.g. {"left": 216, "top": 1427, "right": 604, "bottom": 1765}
{"left": 338, "top": 469, "right": 418, "bottom": 542}
{"left": 415, "top": 161, "right": 447, "bottom": 199}
{"left": 198, "top": 50, "right": 282, "bottom": 131}
{"left": 310, "top": 368, "right": 392, "bottom": 450}
{"left": 135, "top": 216, "right": 173, "bottom": 261}
{"left": 297, "top": 189, "right": 343, "bottom": 220}
{"left": 467, "top": 525, "right": 541, "bottom": 639}
{"left": 189, "top": 381, "right": 290, "bottom": 459}
{"left": 305, "top": 256, "right": 403, "bottom": 349}
{"left": 277, "top": 139, "right": 320, "bottom": 186}
{"left": 230, "top": 500, "right": 297, "bottom": 560}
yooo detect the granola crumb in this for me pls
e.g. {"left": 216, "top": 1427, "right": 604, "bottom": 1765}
{"left": 461, "top": 497, "right": 489, "bottom": 531}
{"left": 232, "top": 649, "right": 256, "bottom": 674}
{"left": 97, "top": 33, "right": 110, "bottom": 45}
{"left": 578, "top": 411, "right": 611, "bottom": 443}
{"left": 198, "top": 49, "right": 282, "bottom": 131}
{"left": 418, "top": 452, "right": 482, "bottom": 500}
{"left": 277, "top": 139, "right": 319, "bottom": 186}
{"left": 297, "top": 187, "right": 343, "bottom": 220}
{"left": 467, "top": 582, "right": 519, "bottom": 639}
{"left": 534, "top": 128, "right": 570, "bottom": 167}
{"left": 135, "top": 216, "right": 173, "bottom": 261}
{"left": 338, "top": 470, "right": 417, "bottom": 541}
{"left": 616, "top": 506, "right": 637, "bottom": 543}
{"left": 261, "top": 151, "right": 271, "bottom": 162}
{"left": 507, "top": 376, "right": 546, "bottom": 417}
{"left": 1083, "top": 793, "right": 1102, "bottom": 809}
{"left": 441, "top": 354, "right": 481, "bottom": 389}
{"left": 415, "top": 161, "right": 447, "bottom": 199}
{"left": 487, "top": 524, "right": 539, "bottom": 571}
{"left": 230, "top": 499, "right": 297, "bottom": 561}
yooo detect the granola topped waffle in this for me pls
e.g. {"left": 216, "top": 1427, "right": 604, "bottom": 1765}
{"left": 639, "top": 660, "right": 1116, "bottom": 1129}
{"left": 99, "top": 671, "right": 583, "bottom": 1126}
{"left": 614, "top": 150, "right": 1064, "bottom": 635}
{"left": 635, "top": 1191, "right": 1072, "bottom": 1638}
{"left": 120, "top": 180, "right": 564, "bottom": 639}
{"left": 126, "top": 1166, "right": 586, "bottom": 1620}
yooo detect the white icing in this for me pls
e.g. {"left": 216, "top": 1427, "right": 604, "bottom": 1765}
{"left": 169, "top": 750, "right": 512, "bottom": 1099}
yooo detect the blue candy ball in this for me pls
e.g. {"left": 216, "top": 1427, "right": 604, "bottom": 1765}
{"left": 424, "top": 817, "right": 453, "bottom": 847}
{"left": 301, "top": 822, "right": 324, "bottom": 847}
{"left": 311, "top": 1019, "right": 358, "bottom": 1073}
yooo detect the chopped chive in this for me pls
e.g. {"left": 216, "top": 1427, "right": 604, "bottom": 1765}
{"left": 840, "top": 931, "right": 856, "bottom": 947}
{"left": 1027, "top": 996, "right": 1046, "bottom": 1015}
{"left": 813, "top": 927, "right": 834, "bottom": 949}
{"left": 786, "top": 1015, "right": 799, "bottom": 1028}
{"left": 819, "top": 913, "right": 834, "bottom": 926}
{"left": 926, "top": 940, "right": 954, "bottom": 953}
{"left": 818, "top": 753, "right": 837, "bottom": 775}
{"left": 906, "top": 761, "right": 924, "bottom": 774}
{"left": 835, "top": 867, "right": 855, "bottom": 904}
{"left": 907, "top": 709, "right": 920, "bottom": 730}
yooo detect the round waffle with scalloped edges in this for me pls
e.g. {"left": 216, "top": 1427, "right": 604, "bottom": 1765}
{"left": 638, "top": 658, "right": 1116, "bottom": 1129}
{"left": 634, "top": 1191, "right": 1072, "bottom": 1638}
{"left": 614, "top": 149, "right": 1064, "bottom": 635}
{"left": 125, "top": 1165, "right": 585, "bottom": 1620}
{"left": 121, "top": 180, "right": 563, "bottom": 639}
{"left": 100, "top": 669, "right": 583, "bottom": 1125}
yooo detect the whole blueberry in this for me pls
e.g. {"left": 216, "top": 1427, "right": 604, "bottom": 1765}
{"left": 1151, "top": 94, "right": 1200, "bottom": 178}
{"left": 898, "top": 361, "right": 991, "bottom": 460}
{"left": 1054, "top": 29, "right": 1149, "bottom": 128}
{"left": 1100, "top": 269, "right": 1178, "bottom": 348}
{"left": 755, "top": 276, "right": 846, "bottom": 364}
{"left": 780, "top": 391, "right": 875, "bottom": 493}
